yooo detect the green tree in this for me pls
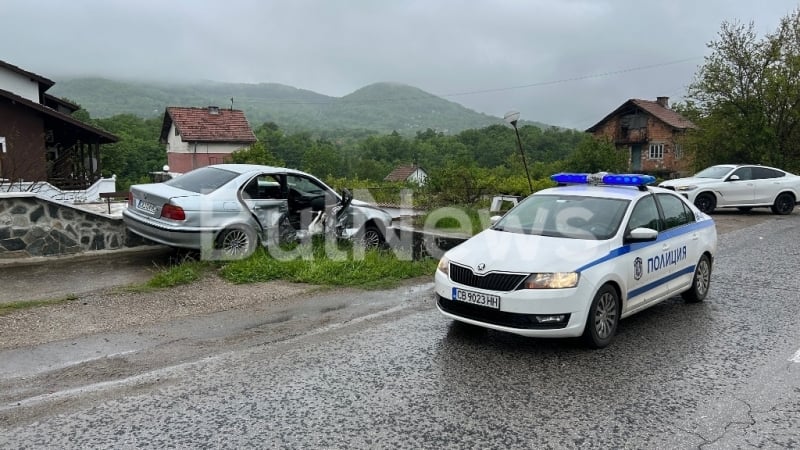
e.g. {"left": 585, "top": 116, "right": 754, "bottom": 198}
{"left": 565, "top": 136, "right": 628, "bottom": 173}
{"left": 686, "top": 9, "right": 800, "bottom": 171}
{"left": 229, "top": 141, "right": 284, "bottom": 166}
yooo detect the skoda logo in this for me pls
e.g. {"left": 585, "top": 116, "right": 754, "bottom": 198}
{"left": 476, "top": 263, "right": 486, "bottom": 272}
{"left": 633, "top": 257, "right": 643, "bottom": 281}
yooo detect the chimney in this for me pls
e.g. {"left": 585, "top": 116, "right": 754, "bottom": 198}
{"left": 208, "top": 106, "right": 220, "bottom": 115}
{"left": 656, "top": 97, "right": 669, "bottom": 108}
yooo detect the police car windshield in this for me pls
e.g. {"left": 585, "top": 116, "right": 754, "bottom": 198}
{"left": 694, "top": 165, "right": 734, "bottom": 179}
{"left": 493, "top": 194, "right": 630, "bottom": 240}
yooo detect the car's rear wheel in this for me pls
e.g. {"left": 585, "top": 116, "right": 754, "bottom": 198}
{"left": 682, "top": 254, "right": 712, "bottom": 303}
{"left": 770, "top": 192, "right": 795, "bottom": 215}
{"left": 694, "top": 193, "right": 716, "bottom": 214}
{"left": 582, "top": 284, "right": 619, "bottom": 349}
{"left": 216, "top": 226, "right": 256, "bottom": 260}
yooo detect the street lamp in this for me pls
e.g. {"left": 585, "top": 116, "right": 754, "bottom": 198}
{"left": 504, "top": 111, "right": 533, "bottom": 194}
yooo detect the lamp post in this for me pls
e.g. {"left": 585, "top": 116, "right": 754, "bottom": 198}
{"left": 504, "top": 111, "right": 533, "bottom": 194}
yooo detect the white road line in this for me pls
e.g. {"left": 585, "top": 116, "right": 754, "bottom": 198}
{"left": 790, "top": 348, "right": 800, "bottom": 363}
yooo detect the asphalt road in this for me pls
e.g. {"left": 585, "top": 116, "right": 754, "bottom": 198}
{"left": 1, "top": 212, "right": 799, "bottom": 448}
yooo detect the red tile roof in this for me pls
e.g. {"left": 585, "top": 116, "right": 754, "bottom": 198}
{"left": 586, "top": 98, "right": 697, "bottom": 132}
{"left": 160, "top": 106, "right": 257, "bottom": 143}
{"left": 384, "top": 165, "right": 422, "bottom": 182}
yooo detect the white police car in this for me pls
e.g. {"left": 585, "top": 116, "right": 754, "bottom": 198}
{"left": 435, "top": 172, "right": 717, "bottom": 348}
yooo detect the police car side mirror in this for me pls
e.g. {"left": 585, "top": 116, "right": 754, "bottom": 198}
{"left": 490, "top": 215, "right": 502, "bottom": 226}
{"left": 625, "top": 227, "right": 658, "bottom": 243}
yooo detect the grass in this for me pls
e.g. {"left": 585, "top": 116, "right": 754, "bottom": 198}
{"left": 220, "top": 239, "right": 437, "bottom": 289}
{"left": 145, "top": 260, "right": 212, "bottom": 289}
{"left": 0, "top": 294, "right": 79, "bottom": 316}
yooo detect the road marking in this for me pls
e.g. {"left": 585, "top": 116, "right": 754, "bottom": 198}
{"left": 790, "top": 349, "right": 800, "bottom": 363}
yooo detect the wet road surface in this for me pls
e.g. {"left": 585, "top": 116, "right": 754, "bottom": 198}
{"left": 0, "top": 213, "right": 799, "bottom": 448}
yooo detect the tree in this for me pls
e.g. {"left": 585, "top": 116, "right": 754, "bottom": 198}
{"left": 229, "top": 141, "right": 283, "bottom": 166}
{"left": 565, "top": 136, "right": 628, "bottom": 173}
{"left": 686, "top": 9, "right": 800, "bottom": 171}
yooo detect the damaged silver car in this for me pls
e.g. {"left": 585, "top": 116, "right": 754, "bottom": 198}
{"left": 122, "top": 164, "right": 393, "bottom": 259}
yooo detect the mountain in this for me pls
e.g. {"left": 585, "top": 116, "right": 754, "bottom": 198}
{"left": 48, "top": 78, "right": 548, "bottom": 135}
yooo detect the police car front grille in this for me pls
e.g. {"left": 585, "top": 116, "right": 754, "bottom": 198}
{"left": 449, "top": 263, "right": 526, "bottom": 291}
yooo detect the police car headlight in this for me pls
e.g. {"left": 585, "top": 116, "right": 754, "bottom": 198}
{"left": 676, "top": 185, "right": 697, "bottom": 191}
{"left": 437, "top": 256, "right": 450, "bottom": 275}
{"left": 522, "top": 272, "right": 579, "bottom": 289}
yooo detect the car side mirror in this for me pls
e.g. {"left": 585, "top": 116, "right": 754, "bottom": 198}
{"left": 490, "top": 215, "right": 502, "bottom": 226}
{"left": 625, "top": 227, "right": 658, "bottom": 243}
{"left": 727, "top": 174, "right": 740, "bottom": 181}
{"left": 340, "top": 188, "right": 353, "bottom": 209}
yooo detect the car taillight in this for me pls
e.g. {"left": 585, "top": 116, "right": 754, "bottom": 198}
{"left": 161, "top": 204, "right": 186, "bottom": 221}
{"left": 128, "top": 192, "right": 133, "bottom": 207}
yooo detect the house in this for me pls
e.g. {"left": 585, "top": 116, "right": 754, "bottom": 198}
{"left": 0, "top": 59, "right": 118, "bottom": 190}
{"left": 384, "top": 164, "right": 428, "bottom": 185}
{"left": 586, "top": 97, "right": 697, "bottom": 176}
{"left": 159, "top": 106, "right": 257, "bottom": 173}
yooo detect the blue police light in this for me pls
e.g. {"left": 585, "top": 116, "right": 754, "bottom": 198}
{"left": 601, "top": 174, "right": 656, "bottom": 186}
{"left": 551, "top": 172, "right": 656, "bottom": 186}
{"left": 550, "top": 173, "right": 590, "bottom": 184}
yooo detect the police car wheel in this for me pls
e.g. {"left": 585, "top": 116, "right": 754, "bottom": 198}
{"left": 682, "top": 254, "right": 712, "bottom": 303}
{"left": 582, "top": 284, "right": 619, "bottom": 349}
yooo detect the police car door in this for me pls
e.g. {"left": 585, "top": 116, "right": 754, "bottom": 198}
{"left": 623, "top": 194, "right": 671, "bottom": 314}
{"left": 655, "top": 192, "right": 698, "bottom": 295}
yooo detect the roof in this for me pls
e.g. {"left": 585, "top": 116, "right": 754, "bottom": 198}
{"left": 0, "top": 59, "right": 55, "bottom": 89}
{"left": 0, "top": 88, "right": 118, "bottom": 143}
{"left": 586, "top": 98, "right": 697, "bottom": 132}
{"left": 160, "top": 107, "right": 257, "bottom": 144}
{"left": 384, "top": 164, "right": 425, "bottom": 182}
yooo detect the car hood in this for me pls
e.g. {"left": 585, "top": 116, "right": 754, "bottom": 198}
{"left": 445, "top": 228, "right": 612, "bottom": 273}
{"left": 660, "top": 177, "right": 720, "bottom": 188}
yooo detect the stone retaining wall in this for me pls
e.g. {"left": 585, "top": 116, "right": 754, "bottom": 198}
{"left": 0, "top": 194, "right": 149, "bottom": 259}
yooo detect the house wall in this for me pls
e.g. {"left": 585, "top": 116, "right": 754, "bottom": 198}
{"left": 590, "top": 116, "right": 688, "bottom": 175}
{"left": 0, "top": 100, "right": 47, "bottom": 182}
{"left": 167, "top": 152, "right": 237, "bottom": 173}
{"left": 408, "top": 169, "right": 428, "bottom": 185}
{"left": 0, "top": 67, "right": 40, "bottom": 103}
{"left": 164, "top": 121, "right": 251, "bottom": 172}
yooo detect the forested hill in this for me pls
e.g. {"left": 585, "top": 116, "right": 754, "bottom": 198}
{"left": 49, "top": 78, "right": 550, "bottom": 135}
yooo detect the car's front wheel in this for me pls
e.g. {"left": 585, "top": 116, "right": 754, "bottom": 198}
{"left": 582, "top": 284, "right": 619, "bottom": 349}
{"left": 358, "top": 224, "right": 385, "bottom": 250}
{"left": 771, "top": 192, "right": 795, "bottom": 215}
{"left": 694, "top": 193, "right": 716, "bottom": 214}
{"left": 682, "top": 254, "right": 712, "bottom": 303}
{"left": 215, "top": 226, "right": 256, "bottom": 260}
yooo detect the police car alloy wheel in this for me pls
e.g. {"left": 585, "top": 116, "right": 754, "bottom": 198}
{"left": 434, "top": 172, "right": 718, "bottom": 349}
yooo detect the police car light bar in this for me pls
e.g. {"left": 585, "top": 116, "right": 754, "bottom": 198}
{"left": 551, "top": 172, "right": 656, "bottom": 186}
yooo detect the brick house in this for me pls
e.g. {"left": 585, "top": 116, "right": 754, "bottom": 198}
{"left": 586, "top": 97, "right": 697, "bottom": 176}
{"left": 159, "top": 106, "right": 257, "bottom": 173}
{"left": 0, "top": 59, "right": 118, "bottom": 189}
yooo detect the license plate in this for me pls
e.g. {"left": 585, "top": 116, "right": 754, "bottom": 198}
{"left": 137, "top": 199, "right": 157, "bottom": 213}
{"left": 451, "top": 287, "right": 501, "bottom": 310}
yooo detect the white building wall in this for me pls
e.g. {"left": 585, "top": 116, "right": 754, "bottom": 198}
{"left": 0, "top": 67, "right": 41, "bottom": 103}
{"left": 165, "top": 124, "right": 248, "bottom": 154}
{"left": 165, "top": 124, "right": 190, "bottom": 153}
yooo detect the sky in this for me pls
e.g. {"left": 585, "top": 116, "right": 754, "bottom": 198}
{"left": 2, "top": 0, "right": 798, "bottom": 129}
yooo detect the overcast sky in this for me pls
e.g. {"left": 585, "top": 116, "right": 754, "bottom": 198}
{"left": 2, "top": 0, "right": 798, "bottom": 129}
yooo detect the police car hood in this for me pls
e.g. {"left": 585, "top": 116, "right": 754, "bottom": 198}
{"left": 445, "top": 228, "right": 612, "bottom": 273}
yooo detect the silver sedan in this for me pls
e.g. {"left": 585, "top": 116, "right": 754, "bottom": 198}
{"left": 123, "top": 164, "right": 393, "bottom": 259}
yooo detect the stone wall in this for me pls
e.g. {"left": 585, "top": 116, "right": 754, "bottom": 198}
{"left": 0, "top": 193, "right": 149, "bottom": 259}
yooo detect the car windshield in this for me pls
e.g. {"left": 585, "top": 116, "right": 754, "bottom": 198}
{"left": 164, "top": 167, "right": 239, "bottom": 194}
{"left": 693, "top": 165, "right": 734, "bottom": 179}
{"left": 493, "top": 194, "right": 630, "bottom": 240}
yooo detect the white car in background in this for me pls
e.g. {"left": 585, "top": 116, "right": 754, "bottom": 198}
{"left": 659, "top": 164, "right": 800, "bottom": 215}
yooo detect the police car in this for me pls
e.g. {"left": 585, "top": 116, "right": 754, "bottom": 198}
{"left": 434, "top": 172, "right": 717, "bottom": 348}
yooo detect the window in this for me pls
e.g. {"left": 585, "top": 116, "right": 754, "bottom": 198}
{"left": 730, "top": 167, "right": 752, "bottom": 181}
{"left": 657, "top": 193, "right": 695, "bottom": 229}
{"left": 627, "top": 196, "right": 662, "bottom": 232}
{"left": 649, "top": 143, "right": 664, "bottom": 159}
{"left": 674, "top": 144, "right": 683, "bottom": 160}
{"left": 0, "top": 136, "right": 6, "bottom": 153}
{"left": 752, "top": 167, "right": 785, "bottom": 179}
